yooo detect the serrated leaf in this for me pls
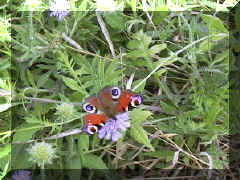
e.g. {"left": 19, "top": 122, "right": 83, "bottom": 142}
{"left": 37, "top": 70, "right": 52, "bottom": 88}
{"left": 61, "top": 76, "right": 81, "bottom": 91}
{"left": 129, "top": 109, "right": 152, "bottom": 124}
{"left": 82, "top": 154, "right": 108, "bottom": 169}
{"left": 130, "top": 124, "right": 154, "bottom": 151}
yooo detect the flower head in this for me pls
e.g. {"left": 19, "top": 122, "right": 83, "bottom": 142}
{"left": 98, "top": 112, "right": 130, "bottom": 142}
{"left": 11, "top": 170, "right": 31, "bottom": 180}
{"left": 55, "top": 103, "right": 74, "bottom": 121}
{"left": 27, "top": 142, "right": 57, "bottom": 167}
{"left": 96, "top": 0, "right": 117, "bottom": 11}
{"left": 24, "top": 0, "right": 42, "bottom": 11}
{"left": 49, "top": 0, "right": 70, "bottom": 21}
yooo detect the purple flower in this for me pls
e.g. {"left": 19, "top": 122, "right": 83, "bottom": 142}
{"left": 98, "top": 112, "right": 130, "bottom": 142}
{"left": 49, "top": 0, "right": 70, "bottom": 21}
{"left": 11, "top": 170, "right": 31, "bottom": 180}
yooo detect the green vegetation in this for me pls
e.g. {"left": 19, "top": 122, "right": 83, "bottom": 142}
{"left": 0, "top": 0, "right": 237, "bottom": 179}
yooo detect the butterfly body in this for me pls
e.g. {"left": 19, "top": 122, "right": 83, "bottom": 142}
{"left": 82, "top": 86, "right": 142, "bottom": 134}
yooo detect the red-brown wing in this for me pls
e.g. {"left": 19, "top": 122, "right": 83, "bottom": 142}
{"left": 84, "top": 95, "right": 101, "bottom": 110}
{"left": 84, "top": 113, "right": 107, "bottom": 126}
{"left": 97, "top": 86, "right": 116, "bottom": 118}
{"left": 115, "top": 90, "right": 135, "bottom": 113}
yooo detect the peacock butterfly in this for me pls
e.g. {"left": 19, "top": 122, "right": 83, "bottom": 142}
{"left": 82, "top": 86, "right": 142, "bottom": 134}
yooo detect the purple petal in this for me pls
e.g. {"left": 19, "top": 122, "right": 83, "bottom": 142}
{"left": 97, "top": 112, "right": 130, "bottom": 142}
{"left": 11, "top": 170, "right": 31, "bottom": 180}
{"left": 116, "top": 112, "right": 129, "bottom": 121}
{"left": 111, "top": 131, "right": 122, "bottom": 141}
{"left": 98, "top": 127, "right": 106, "bottom": 139}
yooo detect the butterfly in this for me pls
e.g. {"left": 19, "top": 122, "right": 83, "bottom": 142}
{"left": 82, "top": 86, "right": 142, "bottom": 134}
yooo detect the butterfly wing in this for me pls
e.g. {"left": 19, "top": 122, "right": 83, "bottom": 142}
{"left": 84, "top": 113, "right": 107, "bottom": 126}
{"left": 115, "top": 90, "right": 142, "bottom": 113}
{"left": 83, "top": 95, "right": 106, "bottom": 134}
{"left": 115, "top": 90, "right": 134, "bottom": 113}
{"left": 97, "top": 86, "right": 116, "bottom": 118}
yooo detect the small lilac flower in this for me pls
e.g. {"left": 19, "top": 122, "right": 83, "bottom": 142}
{"left": 49, "top": 0, "right": 70, "bottom": 21}
{"left": 11, "top": 170, "right": 31, "bottom": 180}
{"left": 98, "top": 112, "right": 130, "bottom": 142}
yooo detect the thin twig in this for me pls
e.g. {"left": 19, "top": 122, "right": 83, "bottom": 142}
{"left": 159, "top": 135, "right": 210, "bottom": 167}
{"left": 142, "top": 0, "right": 157, "bottom": 30}
{"left": 62, "top": 32, "right": 83, "bottom": 50}
{"left": 13, "top": 128, "right": 83, "bottom": 144}
{"left": 96, "top": 11, "right": 116, "bottom": 58}
{"left": 23, "top": 96, "right": 83, "bottom": 106}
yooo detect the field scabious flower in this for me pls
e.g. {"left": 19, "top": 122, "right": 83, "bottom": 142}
{"left": 98, "top": 112, "right": 130, "bottom": 142}
{"left": 27, "top": 142, "right": 57, "bottom": 167}
{"left": 55, "top": 103, "right": 74, "bottom": 121}
{"left": 11, "top": 170, "right": 31, "bottom": 180}
{"left": 96, "top": 0, "right": 117, "bottom": 11}
{"left": 49, "top": 0, "right": 70, "bottom": 21}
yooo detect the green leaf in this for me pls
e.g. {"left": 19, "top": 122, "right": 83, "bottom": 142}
{"left": 200, "top": 14, "right": 228, "bottom": 34}
{"left": 129, "top": 109, "right": 152, "bottom": 124}
{"left": 131, "top": 79, "right": 146, "bottom": 93}
{"left": 82, "top": 154, "right": 108, "bottom": 169}
{"left": 11, "top": 144, "right": 32, "bottom": 169}
{"left": 66, "top": 155, "right": 82, "bottom": 169}
{"left": 26, "top": 70, "right": 36, "bottom": 88}
{"left": 160, "top": 101, "right": 177, "bottom": 115}
{"left": 127, "top": 50, "right": 147, "bottom": 60}
{"left": 37, "top": 70, "right": 52, "bottom": 88}
{"left": 235, "top": 8, "right": 240, "bottom": 32}
{"left": 0, "top": 144, "right": 10, "bottom": 158}
{"left": 149, "top": 44, "right": 167, "bottom": 55}
{"left": 127, "top": 40, "right": 140, "bottom": 50}
{"left": 199, "top": 33, "right": 228, "bottom": 51}
{"left": 153, "top": 9, "right": 169, "bottom": 24}
{"left": 130, "top": 124, "right": 154, "bottom": 151}
{"left": 61, "top": 76, "right": 81, "bottom": 91}
{"left": 132, "top": 30, "right": 152, "bottom": 49}
{"left": 104, "top": 12, "right": 125, "bottom": 31}
{"left": 13, "top": 123, "right": 42, "bottom": 143}
{"left": 77, "top": 134, "right": 89, "bottom": 153}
